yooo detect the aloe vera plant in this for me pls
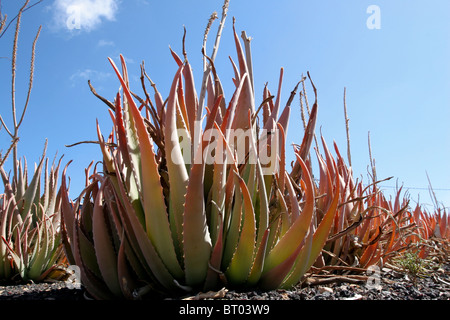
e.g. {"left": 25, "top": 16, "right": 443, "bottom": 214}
{"left": 0, "top": 1, "right": 67, "bottom": 283}
{"left": 315, "top": 136, "right": 450, "bottom": 270}
{"left": 0, "top": 143, "right": 66, "bottom": 282}
{"left": 59, "top": 14, "right": 344, "bottom": 298}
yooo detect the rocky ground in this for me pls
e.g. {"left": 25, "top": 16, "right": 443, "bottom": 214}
{"left": 0, "top": 261, "right": 448, "bottom": 301}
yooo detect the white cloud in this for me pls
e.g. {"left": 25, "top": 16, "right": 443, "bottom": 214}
{"left": 69, "top": 69, "right": 111, "bottom": 85}
{"left": 98, "top": 39, "right": 115, "bottom": 47}
{"left": 53, "top": 0, "right": 119, "bottom": 31}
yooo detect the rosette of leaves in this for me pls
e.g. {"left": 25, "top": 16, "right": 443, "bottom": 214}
{"left": 0, "top": 143, "right": 66, "bottom": 282}
{"left": 60, "top": 21, "right": 340, "bottom": 299}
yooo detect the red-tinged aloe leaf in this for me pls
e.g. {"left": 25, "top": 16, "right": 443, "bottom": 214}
{"left": 209, "top": 145, "right": 227, "bottom": 245}
{"left": 221, "top": 73, "right": 248, "bottom": 135}
{"left": 230, "top": 22, "right": 254, "bottom": 131}
{"left": 206, "top": 72, "right": 216, "bottom": 116}
{"left": 246, "top": 228, "right": 270, "bottom": 287}
{"left": 209, "top": 120, "right": 239, "bottom": 246}
{"left": 92, "top": 181, "right": 122, "bottom": 296}
{"left": 183, "top": 95, "right": 222, "bottom": 287}
{"left": 304, "top": 167, "right": 340, "bottom": 271}
{"left": 163, "top": 64, "right": 189, "bottom": 251}
{"left": 231, "top": 73, "right": 254, "bottom": 132}
{"left": 151, "top": 81, "right": 165, "bottom": 122}
{"left": 278, "top": 103, "right": 291, "bottom": 137}
{"left": 109, "top": 58, "right": 144, "bottom": 195}
{"left": 73, "top": 222, "right": 116, "bottom": 300}
{"left": 120, "top": 55, "right": 130, "bottom": 89}
{"left": 259, "top": 237, "right": 303, "bottom": 290}
{"left": 315, "top": 148, "right": 332, "bottom": 210}
{"left": 225, "top": 172, "right": 257, "bottom": 285}
{"left": 111, "top": 159, "right": 181, "bottom": 292}
{"left": 277, "top": 123, "right": 287, "bottom": 186}
{"left": 126, "top": 77, "right": 183, "bottom": 280}
{"left": 77, "top": 218, "right": 101, "bottom": 278}
{"left": 21, "top": 143, "right": 46, "bottom": 220}
{"left": 176, "top": 72, "right": 190, "bottom": 134}
{"left": 360, "top": 226, "right": 382, "bottom": 267}
{"left": 1, "top": 168, "right": 23, "bottom": 230}
{"left": 321, "top": 136, "right": 337, "bottom": 180}
{"left": 280, "top": 227, "right": 313, "bottom": 289}
{"left": 109, "top": 56, "right": 183, "bottom": 277}
{"left": 113, "top": 92, "right": 131, "bottom": 167}
{"left": 263, "top": 68, "right": 283, "bottom": 130}
{"left": 182, "top": 143, "right": 212, "bottom": 287}
{"left": 28, "top": 216, "right": 51, "bottom": 280}
{"left": 0, "top": 198, "right": 11, "bottom": 277}
{"left": 96, "top": 120, "right": 114, "bottom": 175}
{"left": 262, "top": 85, "right": 272, "bottom": 124}
{"left": 2, "top": 235, "right": 24, "bottom": 279}
{"left": 170, "top": 46, "right": 183, "bottom": 67}
{"left": 229, "top": 56, "right": 240, "bottom": 85}
{"left": 291, "top": 78, "right": 318, "bottom": 180}
{"left": 263, "top": 155, "right": 315, "bottom": 275}
{"left": 284, "top": 172, "right": 300, "bottom": 222}
{"left": 113, "top": 93, "right": 145, "bottom": 227}
{"left": 243, "top": 109, "right": 270, "bottom": 245}
{"left": 204, "top": 207, "right": 224, "bottom": 291}
{"left": 183, "top": 60, "right": 199, "bottom": 140}
{"left": 222, "top": 177, "right": 242, "bottom": 270}
{"left": 360, "top": 242, "right": 378, "bottom": 268}
{"left": 117, "top": 234, "right": 139, "bottom": 300}
{"left": 232, "top": 19, "right": 248, "bottom": 78}
{"left": 60, "top": 162, "right": 75, "bottom": 263}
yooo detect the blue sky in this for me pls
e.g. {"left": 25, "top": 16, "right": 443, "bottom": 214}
{"left": 1, "top": 0, "right": 449, "bottom": 211}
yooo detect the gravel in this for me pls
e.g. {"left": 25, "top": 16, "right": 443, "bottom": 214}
{"left": 0, "top": 262, "right": 448, "bottom": 301}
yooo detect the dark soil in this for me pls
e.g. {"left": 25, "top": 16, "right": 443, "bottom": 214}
{"left": 1, "top": 262, "right": 448, "bottom": 301}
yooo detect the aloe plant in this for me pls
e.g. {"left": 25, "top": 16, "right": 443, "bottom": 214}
{"left": 0, "top": 1, "right": 67, "bottom": 283}
{"left": 0, "top": 143, "right": 66, "bottom": 282}
{"left": 60, "top": 14, "right": 343, "bottom": 299}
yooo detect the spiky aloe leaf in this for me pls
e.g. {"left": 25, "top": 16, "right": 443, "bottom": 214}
{"left": 279, "top": 228, "right": 313, "bottom": 289}
{"left": 108, "top": 56, "right": 184, "bottom": 280}
{"left": 117, "top": 234, "right": 139, "bottom": 300}
{"left": 110, "top": 95, "right": 145, "bottom": 228}
{"left": 183, "top": 95, "right": 222, "bottom": 287}
{"left": 291, "top": 80, "right": 318, "bottom": 180}
{"left": 262, "top": 155, "right": 314, "bottom": 275}
{"left": 259, "top": 236, "right": 304, "bottom": 290}
{"left": 72, "top": 204, "right": 116, "bottom": 300}
{"left": 164, "top": 64, "right": 190, "bottom": 255}
{"left": 19, "top": 143, "right": 47, "bottom": 221}
{"left": 111, "top": 158, "right": 180, "bottom": 292}
{"left": 92, "top": 181, "right": 122, "bottom": 296}
{"left": 231, "top": 22, "right": 255, "bottom": 132}
{"left": 2, "top": 235, "right": 24, "bottom": 279}
{"left": 224, "top": 172, "right": 256, "bottom": 285}
{"left": 281, "top": 164, "right": 340, "bottom": 289}
{"left": 246, "top": 228, "right": 269, "bottom": 286}
{"left": 27, "top": 211, "right": 50, "bottom": 280}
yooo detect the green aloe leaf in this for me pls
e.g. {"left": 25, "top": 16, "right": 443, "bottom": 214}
{"left": 112, "top": 159, "right": 180, "bottom": 292}
{"left": 20, "top": 143, "right": 46, "bottom": 220}
{"left": 164, "top": 64, "right": 189, "bottom": 255}
{"left": 112, "top": 94, "right": 145, "bottom": 227}
{"left": 92, "top": 182, "right": 122, "bottom": 296}
{"left": 183, "top": 95, "right": 222, "bottom": 287}
{"left": 225, "top": 172, "right": 256, "bottom": 285}
{"left": 305, "top": 162, "right": 340, "bottom": 271}
{"left": 280, "top": 227, "right": 313, "bottom": 289}
{"left": 262, "top": 155, "right": 315, "bottom": 275}
{"left": 108, "top": 56, "right": 183, "bottom": 280}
